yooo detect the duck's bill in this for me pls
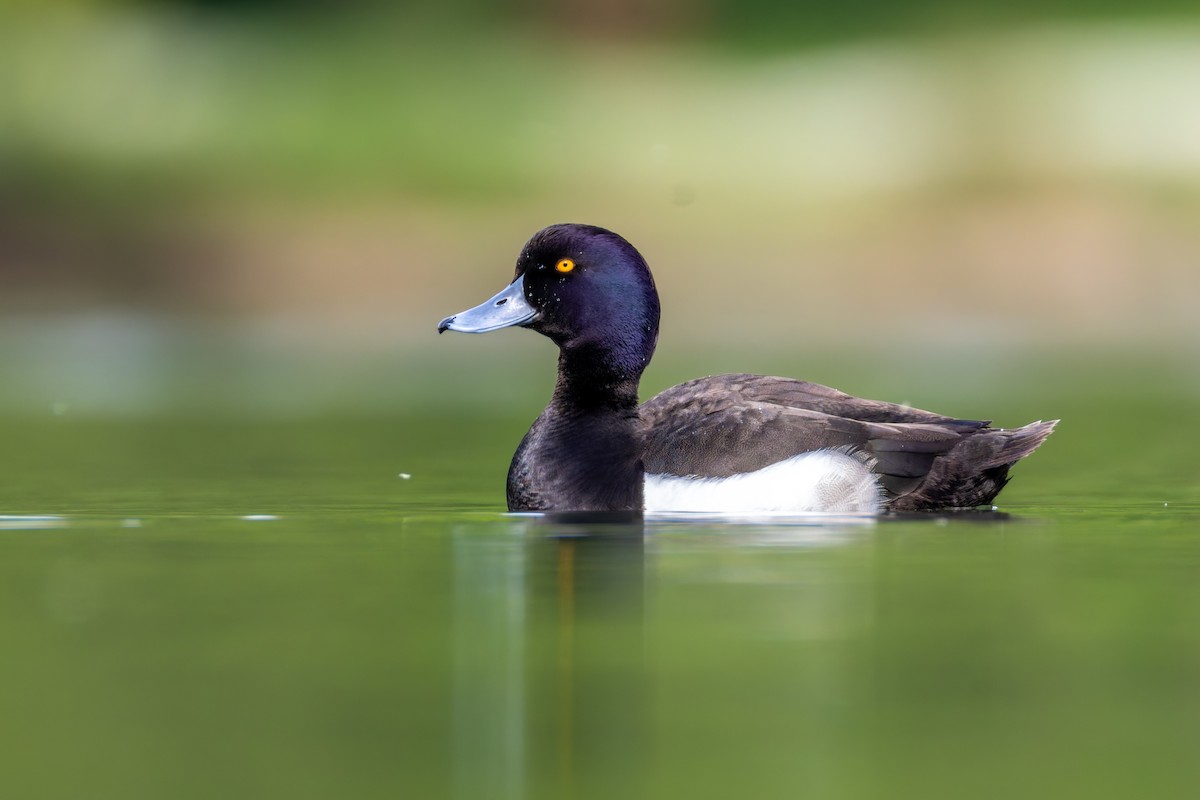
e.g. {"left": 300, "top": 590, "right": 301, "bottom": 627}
{"left": 437, "top": 274, "right": 537, "bottom": 334}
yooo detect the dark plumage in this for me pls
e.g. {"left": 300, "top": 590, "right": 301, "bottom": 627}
{"left": 438, "top": 223, "right": 1057, "bottom": 514}
{"left": 641, "top": 374, "right": 1056, "bottom": 511}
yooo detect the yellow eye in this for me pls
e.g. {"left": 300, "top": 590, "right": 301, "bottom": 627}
{"left": 555, "top": 258, "right": 575, "bottom": 273}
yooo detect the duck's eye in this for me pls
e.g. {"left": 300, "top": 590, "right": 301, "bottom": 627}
{"left": 555, "top": 258, "right": 575, "bottom": 274}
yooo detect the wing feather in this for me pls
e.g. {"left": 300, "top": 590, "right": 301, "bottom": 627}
{"left": 640, "top": 374, "right": 990, "bottom": 499}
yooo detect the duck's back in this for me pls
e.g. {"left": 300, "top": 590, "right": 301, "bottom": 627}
{"left": 640, "top": 374, "right": 1056, "bottom": 511}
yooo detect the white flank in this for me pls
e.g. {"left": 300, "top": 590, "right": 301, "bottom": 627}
{"left": 644, "top": 450, "right": 883, "bottom": 515}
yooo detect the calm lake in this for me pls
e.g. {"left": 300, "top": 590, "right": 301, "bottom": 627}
{"left": 2, "top": 355, "right": 1198, "bottom": 800}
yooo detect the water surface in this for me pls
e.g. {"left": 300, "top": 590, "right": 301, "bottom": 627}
{"left": 2, "top": 401, "right": 1198, "bottom": 799}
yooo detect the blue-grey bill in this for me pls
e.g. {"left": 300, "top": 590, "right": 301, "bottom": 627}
{"left": 437, "top": 274, "right": 537, "bottom": 334}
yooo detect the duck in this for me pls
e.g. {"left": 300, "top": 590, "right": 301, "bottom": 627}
{"left": 438, "top": 223, "right": 1057, "bottom": 515}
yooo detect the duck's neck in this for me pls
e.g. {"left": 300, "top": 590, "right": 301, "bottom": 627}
{"left": 506, "top": 341, "right": 647, "bottom": 513}
{"left": 552, "top": 339, "right": 644, "bottom": 410}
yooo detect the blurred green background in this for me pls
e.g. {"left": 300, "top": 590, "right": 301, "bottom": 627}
{"left": 3, "top": 0, "right": 1198, "bottom": 419}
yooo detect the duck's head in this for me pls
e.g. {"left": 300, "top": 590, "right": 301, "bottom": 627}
{"left": 438, "top": 224, "right": 661, "bottom": 380}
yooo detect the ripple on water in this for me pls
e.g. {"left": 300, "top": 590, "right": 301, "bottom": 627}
{"left": 0, "top": 515, "right": 68, "bottom": 531}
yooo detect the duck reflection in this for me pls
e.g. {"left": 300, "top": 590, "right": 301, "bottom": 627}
{"left": 452, "top": 514, "right": 646, "bottom": 800}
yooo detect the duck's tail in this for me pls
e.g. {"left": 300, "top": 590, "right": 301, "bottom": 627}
{"left": 889, "top": 419, "right": 1058, "bottom": 512}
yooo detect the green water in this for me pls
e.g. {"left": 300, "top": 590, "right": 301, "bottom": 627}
{"left": 3, "top": 374, "right": 1199, "bottom": 800}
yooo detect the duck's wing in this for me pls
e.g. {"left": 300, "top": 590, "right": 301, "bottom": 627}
{"left": 644, "top": 374, "right": 979, "bottom": 426}
{"left": 639, "top": 374, "right": 996, "bottom": 499}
